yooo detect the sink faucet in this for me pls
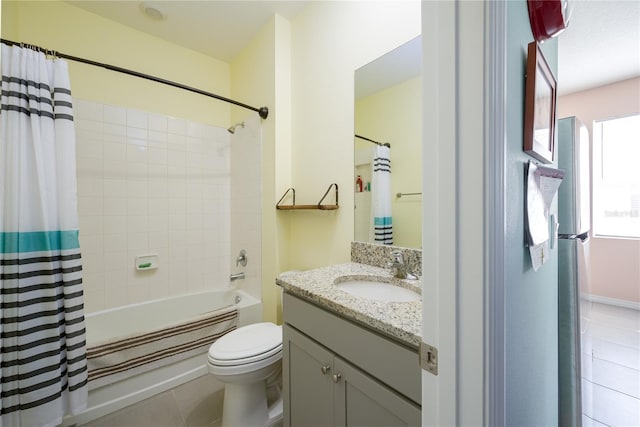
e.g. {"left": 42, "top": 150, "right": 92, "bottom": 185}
{"left": 388, "top": 251, "right": 417, "bottom": 279}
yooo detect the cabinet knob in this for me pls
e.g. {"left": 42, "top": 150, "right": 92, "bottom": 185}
{"left": 332, "top": 373, "right": 342, "bottom": 383}
{"left": 320, "top": 365, "right": 331, "bottom": 375}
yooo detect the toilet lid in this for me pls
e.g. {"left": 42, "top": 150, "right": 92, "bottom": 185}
{"left": 209, "top": 322, "right": 282, "bottom": 364}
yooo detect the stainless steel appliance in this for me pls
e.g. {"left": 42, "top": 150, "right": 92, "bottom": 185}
{"left": 557, "top": 116, "right": 592, "bottom": 426}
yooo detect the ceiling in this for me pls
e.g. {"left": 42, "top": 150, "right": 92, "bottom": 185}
{"left": 66, "top": 1, "right": 310, "bottom": 63}
{"left": 66, "top": 1, "right": 639, "bottom": 96}
{"left": 557, "top": 0, "right": 640, "bottom": 95}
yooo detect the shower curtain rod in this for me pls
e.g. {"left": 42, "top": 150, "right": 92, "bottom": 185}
{"left": 0, "top": 38, "right": 269, "bottom": 119}
{"left": 355, "top": 134, "right": 390, "bottom": 148}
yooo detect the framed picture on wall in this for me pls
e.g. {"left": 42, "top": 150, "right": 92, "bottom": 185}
{"left": 524, "top": 41, "right": 557, "bottom": 164}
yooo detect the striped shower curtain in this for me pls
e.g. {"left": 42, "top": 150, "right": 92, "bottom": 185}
{"left": 0, "top": 45, "right": 87, "bottom": 426}
{"left": 372, "top": 145, "right": 393, "bottom": 245}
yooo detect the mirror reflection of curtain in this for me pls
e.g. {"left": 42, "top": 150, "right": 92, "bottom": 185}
{"left": 372, "top": 145, "right": 393, "bottom": 245}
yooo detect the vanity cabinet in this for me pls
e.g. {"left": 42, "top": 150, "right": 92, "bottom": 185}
{"left": 283, "top": 292, "right": 421, "bottom": 427}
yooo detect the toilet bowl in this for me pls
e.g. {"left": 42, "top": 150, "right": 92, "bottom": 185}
{"left": 208, "top": 322, "right": 283, "bottom": 427}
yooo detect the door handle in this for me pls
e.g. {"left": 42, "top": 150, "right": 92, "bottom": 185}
{"left": 332, "top": 373, "right": 342, "bottom": 383}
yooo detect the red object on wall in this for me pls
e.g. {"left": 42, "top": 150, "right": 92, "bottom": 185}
{"left": 527, "top": 0, "right": 572, "bottom": 41}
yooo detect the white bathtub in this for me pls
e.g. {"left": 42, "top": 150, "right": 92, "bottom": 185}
{"left": 62, "top": 288, "right": 261, "bottom": 426}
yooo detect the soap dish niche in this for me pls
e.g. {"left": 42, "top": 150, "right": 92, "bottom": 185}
{"left": 135, "top": 254, "right": 158, "bottom": 271}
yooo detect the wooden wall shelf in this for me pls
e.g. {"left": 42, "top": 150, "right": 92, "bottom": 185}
{"left": 276, "top": 183, "right": 339, "bottom": 210}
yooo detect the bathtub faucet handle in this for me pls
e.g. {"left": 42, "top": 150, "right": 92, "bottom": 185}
{"left": 236, "top": 249, "right": 248, "bottom": 267}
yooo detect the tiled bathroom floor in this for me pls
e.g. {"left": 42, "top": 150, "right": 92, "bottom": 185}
{"left": 81, "top": 374, "right": 224, "bottom": 427}
{"left": 583, "top": 302, "right": 640, "bottom": 427}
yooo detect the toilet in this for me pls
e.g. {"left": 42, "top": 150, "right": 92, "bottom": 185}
{"left": 208, "top": 322, "right": 283, "bottom": 427}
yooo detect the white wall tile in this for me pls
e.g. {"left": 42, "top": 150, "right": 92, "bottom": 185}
{"left": 148, "top": 198, "right": 169, "bottom": 216}
{"left": 77, "top": 139, "right": 103, "bottom": 160}
{"left": 148, "top": 112, "right": 168, "bottom": 132}
{"left": 103, "top": 233, "right": 127, "bottom": 255}
{"left": 103, "top": 160, "right": 127, "bottom": 181}
{"left": 167, "top": 133, "right": 186, "bottom": 151}
{"left": 74, "top": 98, "right": 237, "bottom": 313}
{"left": 168, "top": 150, "right": 186, "bottom": 168}
{"left": 186, "top": 137, "right": 203, "bottom": 153}
{"left": 79, "top": 215, "right": 103, "bottom": 236}
{"left": 168, "top": 215, "right": 187, "bottom": 232}
{"left": 168, "top": 199, "right": 187, "bottom": 215}
{"left": 103, "top": 197, "right": 127, "bottom": 216}
{"left": 127, "top": 162, "right": 148, "bottom": 181}
{"left": 148, "top": 131, "right": 168, "bottom": 147}
{"left": 127, "top": 198, "right": 149, "bottom": 216}
{"left": 148, "top": 147, "right": 168, "bottom": 165}
{"left": 128, "top": 215, "right": 149, "bottom": 233}
{"left": 168, "top": 117, "right": 186, "bottom": 135}
{"left": 148, "top": 215, "right": 169, "bottom": 232}
{"left": 104, "top": 271, "right": 128, "bottom": 307}
{"left": 104, "top": 179, "right": 127, "bottom": 198}
{"left": 186, "top": 121, "right": 203, "bottom": 138}
{"left": 78, "top": 197, "right": 104, "bottom": 216}
{"left": 103, "top": 142, "right": 127, "bottom": 162}
{"left": 149, "top": 230, "right": 169, "bottom": 249}
{"left": 127, "top": 145, "right": 148, "bottom": 164}
{"left": 103, "top": 123, "right": 126, "bottom": 140}
{"left": 104, "top": 105, "right": 126, "bottom": 125}
{"left": 78, "top": 178, "right": 103, "bottom": 198}
{"left": 148, "top": 180, "right": 168, "bottom": 198}
{"left": 127, "top": 108, "right": 148, "bottom": 129}
{"left": 169, "top": 230, "right": 188, "bottom": 247}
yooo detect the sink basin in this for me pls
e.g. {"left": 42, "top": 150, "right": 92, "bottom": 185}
{"left": 335, "top": 280, "right": 420, "bottom": 303}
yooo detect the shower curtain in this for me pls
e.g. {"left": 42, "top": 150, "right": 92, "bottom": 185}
{"left": 0, "top": 45, "right": 87, "bottom": 426}
{"left": 372, "top": 145, "right": 393, "bottom": 245}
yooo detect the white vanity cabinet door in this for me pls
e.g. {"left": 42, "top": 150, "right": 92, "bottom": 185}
{"left": 284, "top": 324, "right": 334, "bottom": 427}
{"left": 334, "top": 357, "right": 421, "bottom": 427}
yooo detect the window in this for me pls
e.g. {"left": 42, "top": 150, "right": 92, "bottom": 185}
{"left": 593, "top": 114, "right": 640, "bottom": 238}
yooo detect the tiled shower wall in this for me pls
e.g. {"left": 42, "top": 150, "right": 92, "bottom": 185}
{"left": 74, "top": 99, "right": 232, "bottom": 313}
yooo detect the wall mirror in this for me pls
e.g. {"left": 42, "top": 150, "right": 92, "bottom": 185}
{"left": 354, "top": 35, "right": 422, "bottom": 249}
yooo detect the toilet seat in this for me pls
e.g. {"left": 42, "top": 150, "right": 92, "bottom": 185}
{"left": 208, "top": 322, "right": 282, "bottom": 370}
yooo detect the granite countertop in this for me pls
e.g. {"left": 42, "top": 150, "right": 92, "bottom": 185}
{"left": 276, "top": 262, "right": 422, "bottom": 348}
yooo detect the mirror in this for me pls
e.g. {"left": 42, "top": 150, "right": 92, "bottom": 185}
{"left": 354, "top": 36, "right": 422, "bottom": 249}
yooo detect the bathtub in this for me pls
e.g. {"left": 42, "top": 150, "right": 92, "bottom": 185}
{"left": 62, "top": 288, "right": 261, "bottom": 426}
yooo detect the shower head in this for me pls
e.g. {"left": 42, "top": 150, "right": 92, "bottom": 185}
{"left": 227, "top": 121, "right": 245, "bottom": 134}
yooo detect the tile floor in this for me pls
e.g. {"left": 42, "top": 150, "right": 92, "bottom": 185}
{"left": 583, "top": 302, "right": 640, "bottom": 427}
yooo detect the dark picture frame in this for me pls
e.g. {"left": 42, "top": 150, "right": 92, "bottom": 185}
{"left": 524, "top": 41, "right": 557, "bottom": 164}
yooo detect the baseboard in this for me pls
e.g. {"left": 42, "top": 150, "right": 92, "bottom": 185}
{"left": 583, "top": 294, "right": 640, "bottom": 311}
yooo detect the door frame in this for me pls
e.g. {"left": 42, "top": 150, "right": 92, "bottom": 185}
{"left": 421, "top": 1, "right": 507, "bottom": 425}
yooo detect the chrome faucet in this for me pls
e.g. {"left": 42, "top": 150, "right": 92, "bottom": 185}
{"left": 388, "top": 251, "right": 417, "bottom": 280}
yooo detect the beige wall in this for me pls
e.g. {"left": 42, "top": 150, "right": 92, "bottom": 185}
{"left": 287, "top": 1, "right": 421, "bottom": 270}
{"left": 231, "top": 15, "right": 292, "bottom": 323}
{"left": 2, "top": 1, "right": 230, "bottom": 127}
{"left": 558, "top": 77, "right": 640, "bottom": 304}
{"left": 355, "top": 76, "right": 422, "bottom": 249}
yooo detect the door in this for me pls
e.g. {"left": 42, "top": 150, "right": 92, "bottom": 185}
{"left": 284, "top": 325, "right": 334, "bottom": 427}
{"left": 334, "top": 357, "right": 421, "bottom": 427}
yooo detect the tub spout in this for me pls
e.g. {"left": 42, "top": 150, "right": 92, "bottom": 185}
{"left": 230, "top": 272, "right": 245, "bottom": 282}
